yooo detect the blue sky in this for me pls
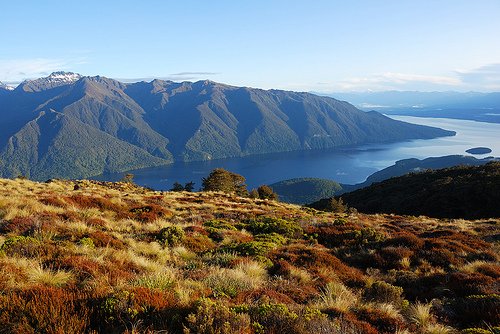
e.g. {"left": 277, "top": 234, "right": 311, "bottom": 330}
{"left": 1, "top": 0, "right": 499, "bottom": 92}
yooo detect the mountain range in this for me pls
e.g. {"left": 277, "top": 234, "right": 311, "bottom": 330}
{"left": 324, "top": 91, "right": 500, "bottom": 123}
{"left": 0, "top": 72, "right": 454, "bottom": 180}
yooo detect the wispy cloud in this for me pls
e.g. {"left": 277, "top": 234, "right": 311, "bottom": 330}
{"left": 0, "top": 58, "right": 69, "bottom": 83}
{"left": 170, "top": 71, "right": 219, "bottom": 76}
{"left": 0, "top": 57, "right": 88, "bottom": 85}
{"left": 456, "top": 63, "right": 500, "bottom": 90}
{"left": 117, "top": 71, "right": 220, "bottom": 83}
{"left": 337, "top": 72, "right": 461, "bottom": 91}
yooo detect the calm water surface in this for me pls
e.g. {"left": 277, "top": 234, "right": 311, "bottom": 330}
{"left": 94, "top": 116, "right": 500, "bottom": 190}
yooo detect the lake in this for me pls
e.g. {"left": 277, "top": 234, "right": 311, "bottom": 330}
{"left": 93, "top": 116, "right": 500, "bottom": 190}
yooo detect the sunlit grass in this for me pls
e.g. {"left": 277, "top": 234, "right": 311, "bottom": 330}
{"left": 316, "top": 281, "right": 357, "bottom": 312}
{"left": 27, "top": 262, "right": 73, "bottom": 287}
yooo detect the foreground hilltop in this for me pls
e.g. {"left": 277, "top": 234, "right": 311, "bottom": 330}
{"left": 0, "top": 178, "right": 498, "bottom": 333}
{"left": 311, "top": 161, "right": 500, "bottom": 219}
{"left": 0, "top": 72, "right": 453, "bottom": 180}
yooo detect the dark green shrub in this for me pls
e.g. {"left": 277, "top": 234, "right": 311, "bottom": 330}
{"left": 354, "top": 227, "right": 386, "bottom": 245}
{"left": 232, "top": 241, "right": 275, "bottom": 257}
{"left": 183, "top": 298, "right": 251, "bottom": 334}
{"left": 247, "top": 217, "right": 302, "bottom": 238}
{"left": 250, "top": 303, "right": 298, "bottom": 332}
{"left": 204, "top": 220, "right": 237, "bottom": 232}
{"left": 157, "top": 226, "right": 185, "bottom": 246}
{"left": 78, "top": 237, "right": 95, "bottom": 248}
{"left": 254, "top": 233, "right": 287, "bottom": 246}
{"left": 0, "top": 235, "right": 41, "bottom": 257}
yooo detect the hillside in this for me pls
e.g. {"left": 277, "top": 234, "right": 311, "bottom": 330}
{"left": 0, "top": 72, "right": 454, "bottom": 180}
{"left": 270, "top": 177, "right": 346, "bottom": 204}
{"left": 356, "top": 155, "right": 498, "bottom": 189}
{"left": 269, "top": 155, "right": 497, "bottom": 204}
{"left": 314, "top": 162, "right": 500, "bottom": 219}
{"left": 0, "top": 177, "right": 498, "bottom": 333}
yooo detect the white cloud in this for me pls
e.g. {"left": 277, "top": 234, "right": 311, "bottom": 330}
{"left": 337, "top": 72, "right": 461, "bottom": 91}
{"left": 456, "top": 63, "right": 500, "bottom": 90}
{"left": 0, "top": 57, "right": 88, "bottom": 85}
{"left": 117, "top": 72, "right": 220, "bottom": 83}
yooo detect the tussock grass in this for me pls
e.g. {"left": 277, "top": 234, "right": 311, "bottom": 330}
{"left": 424, "top": 323, "right": 455, "bottom": 334}
{"left": 407, "top": 302, "right": 433, "bottom": 329}
{"left": 131, "top": 267, "right": 177, "bottom": 290}
{"left": 0, "top": 177, "right": 497, "bottom": 333}
{"left": 27, "top": 262, "right": 73, "bottom": 287}
{"left": 317, "top": 281, "right": 357, "bottom": 312}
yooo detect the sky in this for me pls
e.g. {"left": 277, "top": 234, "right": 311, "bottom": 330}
{"left": 1, "top": 0, "right": 499, "bottom": 92}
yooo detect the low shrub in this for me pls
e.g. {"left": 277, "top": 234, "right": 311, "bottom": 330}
{"left": 0, "top": 287, "right": 91, "bottom": 333}
{"left": 354, "top": 307, "right": 406, "bottom": 334}
{"left": 247, "top": 217, "right": 302, "bottom": 238}
{"left": 78, "top": 237, "right": 95, "bottom": 248}
{"left": 184, "top": 234, "right": 216, "bottom": 253}
{"left": 183, "top": 298, "right": 252, "bottom": 334}
{"left": 250, "top": 302, "right": 299, "bottom": 332}
{"left": 383, "top": 231, "right": 425, "bottom": 249}
{"left": 231, "top": 241, "right": 275, "bottom": 257}
{"left": 362, "top": 281, "right": 404, "bottom": 306}
{"left": 447, "top": 272, "right": 497, "bottom": 297}
{"left": 129, "top": 204, "right": 173, "bottom": 223}
{"left": 0, "top": 235, "right": 43, "bottom": 258}
{"left": 157, "top": 226, "right": 185, "bottom": 247}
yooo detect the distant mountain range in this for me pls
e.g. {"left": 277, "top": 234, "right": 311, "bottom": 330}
{"left": 320, "top": 91, "right": 500, "bottom": 123}
{"left": 0, "top": 72, "right": 454, "bottom": 180}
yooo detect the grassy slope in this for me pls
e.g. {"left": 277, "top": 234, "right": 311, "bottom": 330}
{"left": 0, "top": 178, "right": 498, "bottom": 333}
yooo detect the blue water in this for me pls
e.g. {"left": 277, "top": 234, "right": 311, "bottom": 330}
{"left": 93, "top": 116, "right": 500, "bottom": 190}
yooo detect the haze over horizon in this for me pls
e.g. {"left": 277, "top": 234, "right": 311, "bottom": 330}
{"left": 1, "top": 0, "right": 499, "bottom": 93}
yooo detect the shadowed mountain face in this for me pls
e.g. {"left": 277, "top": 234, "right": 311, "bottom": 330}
{"left": 0, "top": 72, "right": 455, "bottom": 180}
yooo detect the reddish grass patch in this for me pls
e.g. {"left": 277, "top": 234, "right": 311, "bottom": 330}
{"left": 270, "top": 244, "right": 365, "bottom": 287}
{"left": 234, "top": 289, "right": 296, "bottom": 305}
{"left": 355, "top": 307, "right": 406, "bottom": 334}
{"left": 0, "top": 287, "right": 91, "bottom": 333}
{"left": 39, "top": 196, "right": 67, "bottom": 208}
{"left": 86, "top": 230, "right": 125, "bottom": 249}
{"left": 383, "top": 231, "right": 424, "bottom": 249}
{"left": 183, "top": 234, "right": 216, "bottom": 253}
{"left": 128, "top": 204, "right": 173, "bottom": 223}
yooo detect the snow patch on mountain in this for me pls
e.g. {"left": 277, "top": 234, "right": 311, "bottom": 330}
{"left": 46, "top": 71, "right": 82, "bottom": 83}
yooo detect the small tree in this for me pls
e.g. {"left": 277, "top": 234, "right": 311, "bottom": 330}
{"left": 257, "top": 185, "right": 279, "bottom": 201}
{"left": 120, "top": 173, "right": 134, "bottom": 184}
{"left": 202, "top": 168, "right": 248, "bottom": 196}
{"left": 171, "top": 182, "right": 184, "bottom": 192}
{"left": 326, "top": 197, "right": 347, "bottom": 213}
{"left": 249, "top": 189, "right": 259, "bottom": 199}
{"left": 184, "top": 181, "right": 195, "bottom": 192}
